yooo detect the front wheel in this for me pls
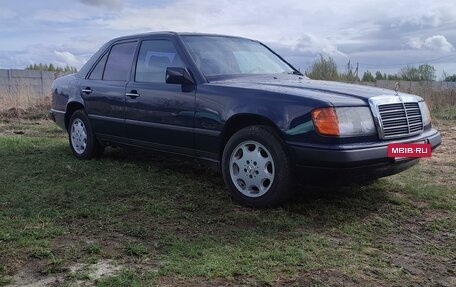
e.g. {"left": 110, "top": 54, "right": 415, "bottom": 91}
{"left": 222, "top": 125, "right": 293, "bottom": 208}
{"left": 68, "top": 110, "right": 104, "bottom": 160}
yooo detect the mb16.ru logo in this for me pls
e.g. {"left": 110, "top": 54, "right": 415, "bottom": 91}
{"left": 387, "top": 143, "right": 432, "bottom": 158}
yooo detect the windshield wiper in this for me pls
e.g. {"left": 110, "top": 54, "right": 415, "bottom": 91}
{"left": 285, "top": 70, "right": 303, "bottom": 76}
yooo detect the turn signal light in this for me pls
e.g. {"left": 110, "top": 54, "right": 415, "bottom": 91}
{"left": 311, "top": 107, "right": 340, "bottom": 136}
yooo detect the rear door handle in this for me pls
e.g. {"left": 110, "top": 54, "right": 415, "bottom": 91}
{"left": 126, "top": 90, "right": 140, "bottom": 99}
{"left": 81, "top": 87, "right": 92, "bottom": 94}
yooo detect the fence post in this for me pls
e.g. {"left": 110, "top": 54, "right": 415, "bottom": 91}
{"left": 7, "top": 69, "right": 12, "bottom": 96}
{"left": 40, "top": 70, "right": 45, "bottom": 98}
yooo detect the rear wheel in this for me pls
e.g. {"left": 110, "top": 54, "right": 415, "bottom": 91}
{"left": 68, "top": 110, "right": 104, "bottom": 159}
{"left": 222, "top": 125, "right": 293, "bottom": 208}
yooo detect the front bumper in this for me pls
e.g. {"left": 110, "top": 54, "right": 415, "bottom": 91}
{"left": 288, "top": 128, "right": 441, "bottom": 181}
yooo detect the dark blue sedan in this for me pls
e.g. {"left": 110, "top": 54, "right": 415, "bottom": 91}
{"left": 50, "top": 32, "right": 441, "bottom": 207}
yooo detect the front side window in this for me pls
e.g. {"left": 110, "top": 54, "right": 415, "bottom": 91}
{"left": 182, "top": 36, "right": 294, "bottom": 77}
{"left": 135, "top": 40, "right": 184, "bottom": 83}
{"left": 103, "top": 41, "right": 137, "bottom": 81}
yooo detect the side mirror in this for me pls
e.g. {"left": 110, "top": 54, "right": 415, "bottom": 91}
{"left": 166, "top": 67, "right": 194, "bottom": 85}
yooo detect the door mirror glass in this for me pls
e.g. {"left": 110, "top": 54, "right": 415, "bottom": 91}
{"left": 166, "top": 67, "right": 194, "bottom": 85}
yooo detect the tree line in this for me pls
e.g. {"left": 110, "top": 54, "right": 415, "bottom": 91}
{"left": 25, "top": 59, "right": 456, "bottom": 82}
{"left": 25, "top": 63, "right": 78, "bottom": 74}
{"left": 306, "top": 56, "right": 456, "bottom": 82}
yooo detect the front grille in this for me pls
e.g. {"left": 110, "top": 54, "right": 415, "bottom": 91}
{"left": 377, "top": 101, "right": 423, "bottom": 139}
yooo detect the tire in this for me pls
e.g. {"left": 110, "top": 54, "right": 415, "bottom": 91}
{"left": 68, "top": 110, "right": 104, "bottom": 160}
{"left": 222, "top": 125, "right": 293, "bottom": 208}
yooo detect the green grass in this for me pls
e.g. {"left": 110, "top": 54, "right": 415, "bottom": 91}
{"left": 84, "top": 242, "right": 103, "bottom": 255}
{"left": 0, "top": 118, "right": 454, "bottom": 286}
{"left": 432, "top": 105, "right": 456, "bottom": 120}
{"left": 96, "top": 269, "right": 157, "bottom": 287}
{"left": 124, "top": 242, "right": 149, "bottom": 257}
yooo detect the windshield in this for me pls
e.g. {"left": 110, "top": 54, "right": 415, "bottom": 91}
{"left": 181, "top": 35, "right": 295, "bottom": 77}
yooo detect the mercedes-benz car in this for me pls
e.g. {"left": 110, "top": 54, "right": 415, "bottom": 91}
{"left": 50, "top": 32, "right": 441, "bottom": 208}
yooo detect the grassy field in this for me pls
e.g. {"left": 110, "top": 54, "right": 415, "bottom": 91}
{"left": 0, "top": 111, "right": 455, "bottom": 286}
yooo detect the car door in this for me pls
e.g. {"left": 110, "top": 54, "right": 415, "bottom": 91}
{"left": 125, "top": 38, "right": 196, "bottom": 155}
{"left": 81, "top": 40, "right": 137, "bottom": 140}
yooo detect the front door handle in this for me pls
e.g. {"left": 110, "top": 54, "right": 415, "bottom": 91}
{"left": 81, "top": 87, "right": 92, "bottom": 94}
{"left": 126, "top": 90, "right": 140, "bottom": 99}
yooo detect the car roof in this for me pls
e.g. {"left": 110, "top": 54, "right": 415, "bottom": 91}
{"left": 110, "top": 31, "right": 257, "bottom": 42}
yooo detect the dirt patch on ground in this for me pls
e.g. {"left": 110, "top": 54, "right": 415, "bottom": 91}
{"left": 4, "top": 231, "right": 159, "bottom": 287}
{"left": 5, "top": 259, "right": 123, "bottom": 287}
{"left": 386, "top": 234, "right": 455, "bottom": 287}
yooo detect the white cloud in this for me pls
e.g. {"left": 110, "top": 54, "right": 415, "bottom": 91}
{"left": 407, "top": 37, "right": 423, "bottom": 49}
{"left": 1, "top": 0, "right": 456, "bottom": 74}
{"left": 54, "top": 51, "right": 87, "bottom": 68}
{"left": 95, "top": 0, "right": 363, "bottom": 41}
{"left": 388, "top": 2, "right": 456, "bottom": 30}
{"left": 406, "top": 35, "right": 454, "bottom": 52}
{"left": 393, "top": 11, "right": 443, "bottom": 28}
{"left": 0, "top": 44, "right": 88, "bottom": 70}
{"left": 291, "top": 34, "right": 347, "bottom": 59}
{"left": 423, "top": 35, "right": 454, "bottom": 52}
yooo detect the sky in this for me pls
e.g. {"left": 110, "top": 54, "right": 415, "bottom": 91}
{"left": 1, "top": 0, "right": 456, "bottom": 78}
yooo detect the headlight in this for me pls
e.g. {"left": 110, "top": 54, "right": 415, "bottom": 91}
{"left": 312, "top": 107, "right": 376, "bottom": 137}
{"left": 336, "top": 107, "right": 377, "bottom": 136}
{"left": 418, "top": 101, "right": 431, "bottom": 126}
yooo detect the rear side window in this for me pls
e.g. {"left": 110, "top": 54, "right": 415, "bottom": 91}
{"left": 135, "top": 40, "right": 184, "bottom": 83}
{"left": 103, "top": 42, "right": 137, "bottom": 81}
{"left": 89, "top": 52, "right": 108, "bottom": 80}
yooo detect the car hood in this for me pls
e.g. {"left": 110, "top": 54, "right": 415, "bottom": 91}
{"left": 209, "top": 74, "right": 417, "bottom": 106}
